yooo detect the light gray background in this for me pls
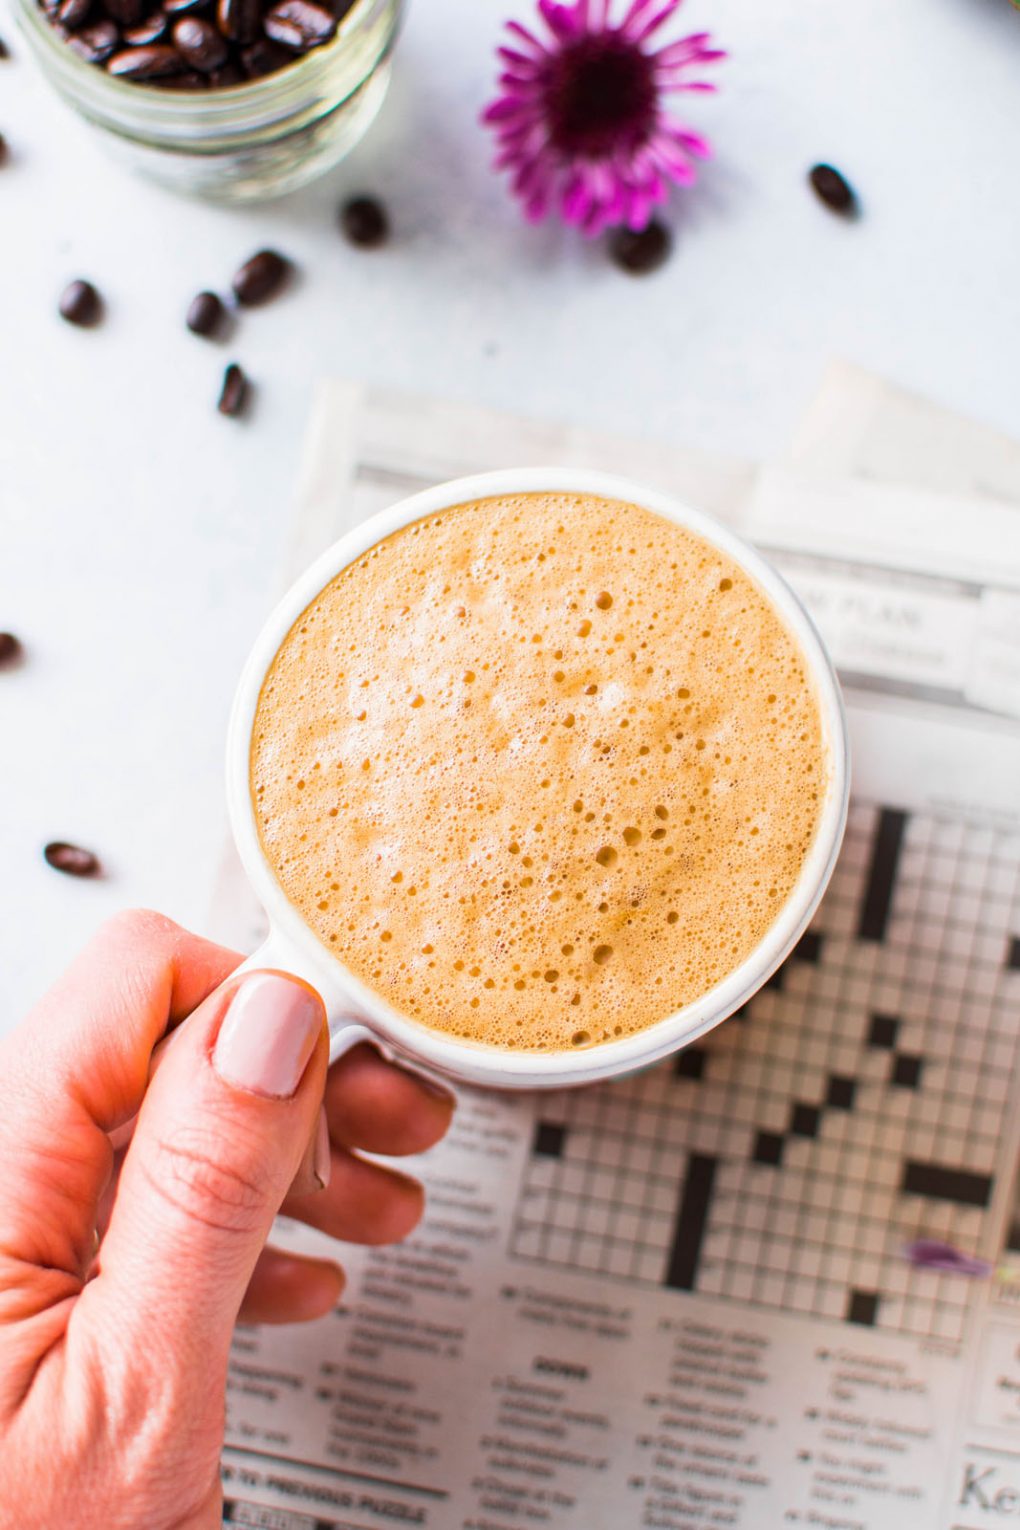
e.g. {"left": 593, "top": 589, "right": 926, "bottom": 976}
{"left": 1, "top": 0, "right": 1017, "bottom": 1022}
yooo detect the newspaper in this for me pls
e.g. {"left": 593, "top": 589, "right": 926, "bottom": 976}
{"left": 787, "top": 361, "right": 1020, "bottom": 504}
{"left": 215, "top": 374, "right": 1020, "bottom": 1530}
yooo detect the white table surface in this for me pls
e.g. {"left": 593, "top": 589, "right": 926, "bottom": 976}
{"left": 1, "top": 0, "right": 1018, "bottom": 1026}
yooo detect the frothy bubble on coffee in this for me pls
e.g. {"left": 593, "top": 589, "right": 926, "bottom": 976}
{"left": 250, "top": 493, "right": 827, "bottom": 1051}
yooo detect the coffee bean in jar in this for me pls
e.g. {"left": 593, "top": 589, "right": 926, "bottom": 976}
{"left": 37, "top": 0, "right": 355, "bottom": 85}
{"left": 14, "top": 0, "right": 403, "bottom": 201}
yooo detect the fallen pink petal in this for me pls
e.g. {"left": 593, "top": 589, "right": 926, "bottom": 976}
{"left": 902, "top": 1240, "right": 992, "bottom": 1278}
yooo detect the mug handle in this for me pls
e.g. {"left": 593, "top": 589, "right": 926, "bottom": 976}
{"left": 231, "top": 926, "right": 387, "bottom": 1067}
{"left": 142, "top": 925, "right": 419, "bottom": 1134}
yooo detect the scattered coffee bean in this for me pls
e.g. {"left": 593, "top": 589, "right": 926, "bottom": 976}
{"left": 0, "top": 632, "right": 22, "bottom": 667}
{"left": 608, "top": 218, "right": 672, "bottom": 275}
{"left": 217, "top": 362, "right": 249, "bottom": 417}
{"left": 57, "top": 0, "right": 92, "bottom": 30}
{"left": 340, "top": 195, "right": 389, "bottom": 249}
{"left": 123, "top": 12, "right": 168, "bottom": 44}
{"left": 172, "top": 15, "right": 226, "bottom": 69}
{"left": 67, "top": 19, "right": 118, "bottom": 60}
{"left": 44, "top": 841, "right": 101, "bottom": 877}
{"left": 216, "top": 0, "right": 260, "bottom": 43}
{"left": 0, "top": 133, "right": 8, "bottom": 168}
{"left": 263, "top": 0, "right": 335, "bottom": 52}
{"left": 0, "top": 33, "right": 9, "bottom": 58}
{"left": 59, "top": 279, "right": 103, "bottom": 326}
{"left": 809, "top": 163, "right": 856, "bottom": 215}
{"left": 231, "top": 248, "right": 290, "bottom": 306}
{"left": 187, "top": 289, "right": 226, "bottom": 336}
{"left": 107, "top": 41, "right": 184, "bottom": 75}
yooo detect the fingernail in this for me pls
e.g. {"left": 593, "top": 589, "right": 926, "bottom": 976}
{"left": 213, "top": 972, "right": 323, "bottom": 1099}
{"left": 313, "top": 1107, "right": 332, "bottom": 1190}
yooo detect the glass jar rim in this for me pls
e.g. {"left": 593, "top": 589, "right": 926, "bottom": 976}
{"left": 14, "top": 0, "right": 384, "bottom": 134}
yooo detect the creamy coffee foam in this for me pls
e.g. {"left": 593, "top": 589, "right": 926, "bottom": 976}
{"left": 251, "top": 493, "right": 827, "bottom": 1050}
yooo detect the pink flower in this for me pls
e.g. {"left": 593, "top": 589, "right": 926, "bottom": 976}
{"left": 482, "top": 0, "right": 726, "bottom": 236}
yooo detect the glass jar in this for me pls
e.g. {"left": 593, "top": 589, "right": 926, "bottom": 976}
{"left": 14, "top": 0, "right": 403, "bottom": 201}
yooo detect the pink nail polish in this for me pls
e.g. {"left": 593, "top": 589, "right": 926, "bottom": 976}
{"left": 213, "top": 972, "right": 323, "bottom": 1099}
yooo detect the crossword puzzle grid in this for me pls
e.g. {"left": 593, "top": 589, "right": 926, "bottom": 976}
{"left": 510, "top": 802, "right": 1020, "bottom": 1341}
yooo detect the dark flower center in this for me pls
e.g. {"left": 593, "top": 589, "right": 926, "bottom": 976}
{"left": 544, "top": 34, "right": 657, "bottom": 159}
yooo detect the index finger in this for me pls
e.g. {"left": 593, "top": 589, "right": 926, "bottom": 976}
{"left": 6, "top": 908, "right": 241, "bottom": 1134}
{"left": 0, "top": 910, "right": 241, "bottom": 1287}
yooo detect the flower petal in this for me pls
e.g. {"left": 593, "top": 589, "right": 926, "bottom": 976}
{"left": 498, "top": 69, "right": 543, "bottom": 90}
{"left": 603, "top": 184, "right": 627, "bottom": 223}
{"left": 482, "top": 96, "right": 535, "bottom": 123}
{"left": 652, "top": 32, "right": 715, "bottom": 65}
{"left": 497, "top": 46, "right": 545, "bottom": 74}
{"left": 525, "top": 182, "right": 554, "bottom": 221}
{"left": 575, "top": 160, "right": 628, "bottom": 236}
{"left": 617, "top": 151, "right": 666, "bottom": 214}
{"left": 624, "top": 184, "right": 654, "bottom": 229}
{"left": 495, "top": 128, "right": 549, "bottom": 169}
{"left": 491, "top": 121, "right": 551, "bottom": 159}
{"left": 647, "top": 128, "right": 698, "bottom": 183}
{"left": 538, "top": 0, "right": 584, "bottom": 41}
{"left": 584, "top": 196, "right": 617, "bottom": 237}
{"left": 505, "top": 141, "right": 558, "bottom": 220}
{"left": 512, "top": 152, "right": 557, "bottom": 197}
{"left": 669, "top": 125, "right": 712, "bottom": 158}
{"left": 505, "top": 19, "right": 551, "bottom": 56}
{"left": 561, "top": 171, "right": 594, "bottom": 223}
{"left": 627, "top": 148, "right": 666, "bottom": 198}
{"left": 903, "top": 1240, "right": 993, "bottom": 1278}
{"left": 565, "top": 166, "right": 605, "bottom": 229}
{"left": 493, "top": 106, "right": 548, "bottom": 133}
{"left": 656, "top": 47, "right": 727, "bottom": 82}
{"left": 624, "top": 0, "right": 683, "bottom": 46}
{"left": 619, "top": 0, "right": 670, "bottom": 37}
{"left": 586, "top": 160, "right": 615, "bottom": 204}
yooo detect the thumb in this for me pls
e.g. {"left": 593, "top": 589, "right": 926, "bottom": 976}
{"left": 79, "top": 971, "right": 328, "bottom": 1387}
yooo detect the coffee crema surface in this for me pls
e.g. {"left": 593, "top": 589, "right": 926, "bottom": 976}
{"left": 250, "top": 493, "right": 827, "bottom": 1050}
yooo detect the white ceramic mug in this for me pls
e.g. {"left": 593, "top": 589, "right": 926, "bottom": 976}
{"left": 225, "top": 468, "right": 850, "bottom": 1090}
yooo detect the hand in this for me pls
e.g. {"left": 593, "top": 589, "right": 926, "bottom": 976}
{"left": 0, "top": 910, "right": 454, "bottom": 1530}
